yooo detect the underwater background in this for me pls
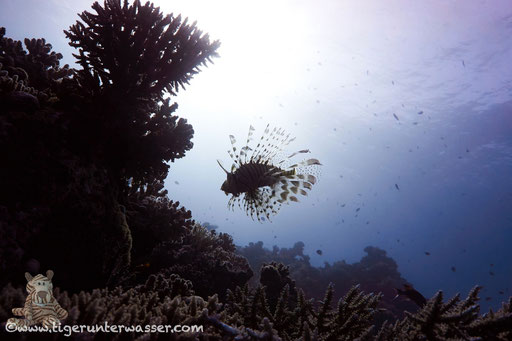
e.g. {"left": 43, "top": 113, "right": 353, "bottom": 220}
{"left": 1, "top": 0, "right": 511, "bottom": 322}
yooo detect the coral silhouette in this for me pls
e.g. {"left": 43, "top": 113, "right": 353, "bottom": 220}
{"left": 2, "top": 264, "right": 511, "bottom": 340}
{"left": 0, "top": 0, "right": 219, "bottom": 293}
{"left": 237, "top": 242, "right": 419, "bottom": 322}
{"left": 1, "top": 1, "right": 511, "bottom": 340}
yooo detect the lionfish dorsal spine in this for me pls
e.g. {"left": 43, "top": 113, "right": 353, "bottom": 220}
{"left": 229, "top": 135, "right": 241, "bottom": 165}
{"left": 239, "top": 125, "right": 255, "bottom": 164}
{"left": 250, "top": 124, "right": 271, "bottom": 162}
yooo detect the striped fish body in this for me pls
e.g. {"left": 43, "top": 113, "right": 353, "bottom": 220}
{"left": 221, "top": 162, "right": 290, "bottom": 195}
{"left": 219, "top": 124, "right": 321, "bottom": 222}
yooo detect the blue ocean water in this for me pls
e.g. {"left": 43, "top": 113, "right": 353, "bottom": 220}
{"left": 2, "top": 0, "right": 511, "bottom": 313}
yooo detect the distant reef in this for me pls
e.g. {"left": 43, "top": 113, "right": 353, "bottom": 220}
{"left": 237, "top": 241, "right": 419, "bottom": 322}
{"left": 0, "top": 0, "right": 511, "bottom": 339}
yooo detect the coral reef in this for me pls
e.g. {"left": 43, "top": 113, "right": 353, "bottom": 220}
{"left": 63, "top": 0, "right": 218, "bottom": 186}
{"left": 259, "top": 262, "right": 298, "bottom": 311}
{"left": 2, "top": 265, "right": 510, "bottom": 340}
{"left": 0, "top": 0, "right": 219, "bottom": 293}
{"left": 376, "top": 286, "right": 512, "bottom": 340}
{"left": 237, "top": 242, "right": 418, "bottom": 322}
{"left": 124, "top": 219, "right": 253, "bottom": 299}
{"left": 1, "top": 1, "right": 511, "bottom": 339}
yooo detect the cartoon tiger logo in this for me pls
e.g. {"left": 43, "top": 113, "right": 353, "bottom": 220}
{"left": 6, "top": 270, "right": 68, "bottom": 329}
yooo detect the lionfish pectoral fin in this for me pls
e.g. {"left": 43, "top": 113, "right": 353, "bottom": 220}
{"left": 217, "top": 159, "right": 229, "bottom": 174}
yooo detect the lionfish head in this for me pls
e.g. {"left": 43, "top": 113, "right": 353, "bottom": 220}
{"left": 221, "top": 173, "right": 238, "bottom": 195}
{"left": 221, "top": 179, "right": 229, "bottom": 195}
{"left": 218, "top": 160, "right": 234, "bottom": 195}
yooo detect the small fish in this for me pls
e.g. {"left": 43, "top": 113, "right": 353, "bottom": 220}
{"left": 316, "top": 249, "right": 323, "bottom": 255}
{"left": 466, "top": 148, "right": 470, "bottom": 153}
{"left": 397, "top": 239, "right": 400, "bottom": 243}
{"left": 489, "top": 271, "right": 495, "bottom": 276}
{"left": 392, "top": 80, "right": 395, "bottom": 85}
{"left": 425, "top": 252, "right": 430, "bottom": 256}
{"left": 395, "top": 184, "right": 400, "bottom": 190}
{"left": 418, "top": 111, "right": 423, "bottom": 115}
{"left": 394, "top": 284, "right": 427, "bottom": 307}
{"left": 499, "top": 291, "right": 504, "bottom": 295}
{"left": 174, "top": 181, "right": 180, "bottom": 185}
{"left": 490, "top": 263, "right": 494, "bottom": 267}
{"left": 393, "top": 113, "right": 399, "bottom": 121}
{"left": 462, "top": 60, "right": 465, "bottom": 67}
{"left": 135, "top": 262, "right": 151, "bottom": 270}
{"left": 451, "top": 266, "right": 456, "bottom": 272}
{"left": 341, "top": 203, "right": 346, "bottom": 207}
{"left": 356, "top": 207, "right": 360, "bottom": 212}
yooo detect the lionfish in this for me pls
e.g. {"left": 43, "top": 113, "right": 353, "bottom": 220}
{"left": 218, "top": 124, "right": 321, "bottom": 222}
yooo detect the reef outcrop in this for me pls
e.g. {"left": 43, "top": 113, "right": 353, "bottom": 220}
{"left": 237, "top": 241, "right": 420, "bottom": 323}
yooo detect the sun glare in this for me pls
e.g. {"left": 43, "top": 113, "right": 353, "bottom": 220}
{"left": 156, "top": 0, "right": 310, "bottom": 112}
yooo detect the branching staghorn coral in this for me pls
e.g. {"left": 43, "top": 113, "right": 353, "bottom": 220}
{"left": 1, "top": 264, "right": 512, "bottom": 340}
{"left": 238, "top": 242, "right": 418, "bottom": 324}
{"left": 0, "top": 273, "right": 217, "bottom": 340}
{"left": 376, "top": 286, "right": 512, "bottom": 340}
{"left": 223, "top": 262, "right": 382, "bottom": 341}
